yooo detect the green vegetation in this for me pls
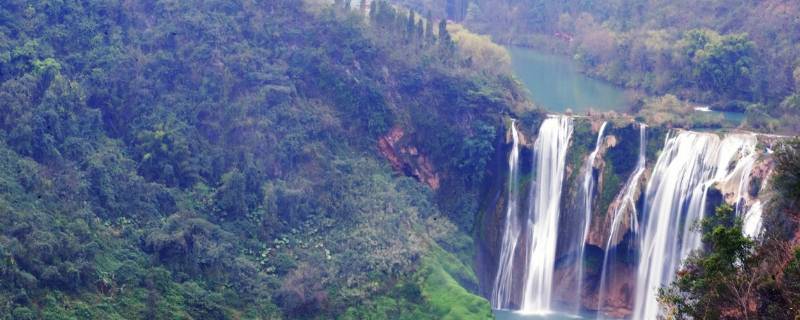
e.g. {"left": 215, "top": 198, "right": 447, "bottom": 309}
{"left": 597, "top": 156, "right": 622, "bottom": 219}
{"left": 417, "top": 246, "right": 492, "bottom": 320}
{"left": 452, "top": 0, "right": 800, "bottom": 133}
{"left": 644, "top": 125, "right": 668, "bottom": 165}
{"left": 660, "top": 139, "right": 800, "bottom": 319}
{"left": 339, "top": 245, "right": 490, "bottom": 320}
{"left": 638, "top": 95, "right": 724, "bottom": 129}
{"left": 596, "top": 124, "right": 639, "bottom": 216}
{"left": 772, "top": 138, "right": 800, "bottom": 213}
{"left": 0, "top": 0, "right": 525, "bottom": 318}
{"left": 659, "top": 204, "right": 755, "bottom": 319}
{"left": 564, "top": 118, "right": 594, "bottom": 188}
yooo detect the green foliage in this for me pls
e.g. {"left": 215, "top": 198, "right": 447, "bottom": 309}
{"left": 416, "top": 246, "right": 492, "bottom": 320}
{"left": 338, "top": 245, "right": 490, "bottom": 320}
{"left": 643, "top": 122, "right": 664, "bottom": 152}
{"left": 773, "top": 138, "right": 800, "bottom": 209}
{"left": 659, "top": 204, "right": 755, "bottom": 319}
{"left": 598, "top": 159, "right": 622, "bottom": 218}
{"left": 595, "top": 124, "right": 639, "bottom": 216}
{"left": 565, "top": 119, "right": 594, "bottom": 186}
{"left": 0, "top": 0, "right": 515, "bottom": 318}
{"left": 686, "top": 31, "right": 757, "bottom": 99}
{"left": 783, "top": 249, "right": 800, "bottom": 309}
{"left": 456, "top": 122, "right": 496, "bottom": 187}
{"left": 638, "top": 94, "right": 725, "bottom": 129}
{"left": 215, "top": 170, "right": 249, "bottom": 218}
{"left": 764, "top": 137, "right": 800, "bottom": 240}
{"left": 134, "top": 123, "right": 199, "bottom": 188}
{"left": 463, "top": 0, "right": 800, "bottom": 133}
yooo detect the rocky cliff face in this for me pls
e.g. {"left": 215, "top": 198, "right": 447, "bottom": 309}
{"left": 378, "top": 126, "right": 441, "bottom": 189}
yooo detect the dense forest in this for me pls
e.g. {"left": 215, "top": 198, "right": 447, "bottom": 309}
{"left": 407, "top": 0, "right": 800, "bottom": 133}
{"left": 0, "top": 0, "right": 530, "bottom": 318}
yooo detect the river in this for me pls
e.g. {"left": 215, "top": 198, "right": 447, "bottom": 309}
{"left": 507, "top": 47, "right": 745, "bottom": 124}
{"left": 507, "top": 47, "right": 629, "bottom": 113}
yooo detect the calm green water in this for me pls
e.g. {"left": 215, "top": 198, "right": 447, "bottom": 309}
{"left": 507, "top": 47, "right": 746, "bottom": 124}
{"left": 695, "top": 107, "right": 747, "bottom": 124}
{"left": 494, "top": 309, "right": 588, "bottom": 320}
{"left": 507, "top": 47, "right": 628, "bottom": 113}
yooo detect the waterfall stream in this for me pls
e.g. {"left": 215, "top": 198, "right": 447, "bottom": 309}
{"left": 574, "top": 121, "right": 608, "bottom": 309}
{"left": 596, "top": 123, "right": 645, "bottom": 316}
{"left": 633, "top": 131, "right": 759, "bottom": 319}
{"left": 491, "top": 116, "right": 573, "bottom": 313}
{"left": 743, "top": 201, "right": 764, "bottom": 238}
{"left": 520, "top": 116, "right": 573, "bottom": 313}
{"left": 492, "top": 120, "right": 522, "bottom": 309}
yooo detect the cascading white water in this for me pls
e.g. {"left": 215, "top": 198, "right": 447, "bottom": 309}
{"left": 492, "top": 120, "right": 522, "bottom": 308}
{"left": 491, "top": 120, "right": 767, "bottom": 317}
{"left": 743, "top": 201, "right": 763, "bottom": 238}
{"left": 633, "top": 131, "right": 759, "bottom": 319}
{"left": 520, "top": 116, "right": 573, "bottom": 313}
{"left": 596, "top": 123, "right": 645, "bottom": 314}
{"left": 574, "top": 121, "right": 607, "bottom": 307}
{"left": 723, "top": 134, "right": 763, "bottom": 238}
{"left": 724, "top": 134, "right": 764, "bottom": 238}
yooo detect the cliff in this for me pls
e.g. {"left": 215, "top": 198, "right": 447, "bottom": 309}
{"left": 478, "top": 115, "right": 781, "bottom": 316}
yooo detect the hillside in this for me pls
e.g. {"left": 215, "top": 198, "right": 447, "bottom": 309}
{"left": 0, "top": 0, "right": 530, "bottom": 318}
{"left": 3, "top": 1, "right": 800, "bottom": 319}
{"left": 407, "top": 0, "right": 800, "bottom": 133}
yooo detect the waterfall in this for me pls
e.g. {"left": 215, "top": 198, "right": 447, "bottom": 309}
{"left": 726, "top": 134, "right": 763, "bottom": 238}
{"left": 492, "top": 120, "right": 522, "bottom": 308}
{"left": 491, "top": 116, "right": 574, "bottom": 312}
{"left": 490, "top": 120, "right": 766, "bottom": 316}
{"left": 574, "top": 121, "right": 608, "bottom": 309}
{"left": 596, "top": 123, "right": 645, "bottom": 315}
{"left": 743, "top": 201, "right": 763, "bottom": 238}
{"left": 633, "top": 131, "right": 759, "bottom": 319}
{"left": 728, "top": 136, "right": 766, "bottom": 239}
{"left": 520, "top": 116, "right": 573, "bottom": 313}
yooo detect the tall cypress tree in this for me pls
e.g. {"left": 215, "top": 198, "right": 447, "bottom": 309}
{"left": 406, "top": 11, "right": 416, "bottom": 41}
{"left": 459, "top": 0, "right": 468, "bottom": 21}
{"left": 445, "top": 0, "right": 455, "bottom": 20}
{"left": 438, "top": 19, "right": 450, "bottom": 45}
{"left": 425, "top": 11, "right": 435, "bottom": 43}
{"left": 416, "top": 19, "right": 424, "bottom": 43}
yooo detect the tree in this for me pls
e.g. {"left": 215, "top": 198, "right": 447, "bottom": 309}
{"left": 406, "top": 10, "right": 416, "bottom": 41}
{"left": 660, "top": 204, "right": 758, "bottom": 319}
{"left": 438, "top": 19, "right": 451, "bottom": 46}
{"left": 134, "top": 123, "right": 199, "bottom": 188}
{"left": 215, "top": 169, "right": 248, "bottom": 218}
{"left": 445, "top": 0, "right": 468, "bottom": 21}
{"left": 783, "top": 249, "right": 800, "bottom": 309}
{"left": 793, "top": 66, "right": 800, "bottom": 92}
{"left": 773, "top": 138, "right": 800, "bottom": 209}
{"left": 685, "top": 31, "right": 757, "bottom": 99}
{"left": 416, "top": 18, "right": 424, "bottom": 44}
{"left": 425, "top": 11, "right": 435, "bottom": 43}
{"left": 456, "top": 123, "right": 495, "bottom": 186}
{"left": 369, "top": 0, "right": 377, "bottom": 20}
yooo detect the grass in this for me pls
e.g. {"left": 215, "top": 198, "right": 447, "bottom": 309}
{"left": 416, "top": 245, "right": 493, "bottom": 320}
{"left": 338, "top": 243, "right": 493, "bottom": 320}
